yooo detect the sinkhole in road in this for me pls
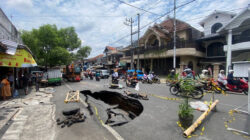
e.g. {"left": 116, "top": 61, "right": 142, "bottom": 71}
{"left": 81, "top": 90, "right": 143, "bottom": 126}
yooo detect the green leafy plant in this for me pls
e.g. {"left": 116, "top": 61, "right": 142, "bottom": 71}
{"left": 178, "top": 98, "right": 193, "bottom": 118}
{"left": 178, "top": 79, "right": 195, "bottom": 128}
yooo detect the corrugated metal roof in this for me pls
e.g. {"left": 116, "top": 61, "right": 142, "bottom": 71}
{"left": 0, "top": 39, "right": 18, "bottom": 55}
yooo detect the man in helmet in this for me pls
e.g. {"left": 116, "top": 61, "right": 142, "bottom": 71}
{"left": 227, "top": 70, "right": 240, "bottom": 89}
{"left": 200, "top": 69, "right": 208, "bottom": 80}
{"left": 218, "top": 70, "right": 227, "bottom": 86}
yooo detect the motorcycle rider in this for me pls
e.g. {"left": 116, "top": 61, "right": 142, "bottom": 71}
{"left": 112, "top": 69, "right": 119, "bottom": 84}
{"left": 227, "top": 70, "right": 240, "bottom": 89}
{"left": 170, "top": 69, "right": 175, "bottom": 79}
{"left": 184, "top": 68, "right": 193, "bottom": 79}
{"left": 200, "top": 69, "right": 208, "bottom": 80}
{"left": 218, "top": 70, "right": 227, "bottom": 86}
{"left": 148, "top": 72, "right": 154, "bottom": 81}
{"left": 143, "top": 73, "right": 148, "bottom": 80}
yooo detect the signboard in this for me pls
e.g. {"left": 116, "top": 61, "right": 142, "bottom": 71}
{"left": 0, "top": 49, "right": 37, "bottom": 67}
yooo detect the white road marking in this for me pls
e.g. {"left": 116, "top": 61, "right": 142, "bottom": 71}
{"left": 63, "top": 81, "right": 124, "bottom": 140}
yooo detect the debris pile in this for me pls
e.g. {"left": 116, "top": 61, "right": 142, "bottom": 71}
{"left": 124, "top": 91, "right": 149, "bottom": 100}
{"left": 57, "top": 108, "right": 86, "bottom": 128}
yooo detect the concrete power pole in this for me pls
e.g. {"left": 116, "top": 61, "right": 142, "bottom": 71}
{"left": 137, "top": 13, "right": 140, "bottom": 70}
{"left": 124, "top": 17, "right": 134, "bottom": 69}
{"left": 173, "top": 0, "right": 176, "bottom": 70}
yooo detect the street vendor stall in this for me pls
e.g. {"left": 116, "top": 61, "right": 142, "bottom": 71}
{"left": 0, "top": 41, "right": 37, "bottom": 98}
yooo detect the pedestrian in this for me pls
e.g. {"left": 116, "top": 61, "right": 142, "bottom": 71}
{"left": 1, "top": 75, "right": 11, "bottom": 100}
{"left": 35, "top": 72, "right": 40, "bottom": 92}
{"left": 8, "top": 72, "right": 14, "bottom": 93}
{"left": 23, "top": 72, "right": 29, "bottom": 95}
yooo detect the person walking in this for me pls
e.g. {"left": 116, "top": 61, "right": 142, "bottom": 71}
{"left": 1, "top": 75, "right": 11, "bottom": 100}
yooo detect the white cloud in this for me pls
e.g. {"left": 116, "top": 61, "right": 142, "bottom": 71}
{"left": 0, "top": 0, "right": 248, "bottom": 57}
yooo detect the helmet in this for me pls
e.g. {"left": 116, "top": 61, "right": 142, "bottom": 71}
{"left": 202, "top": 69, "right": 208, "bottom": 74}
{"left": 229, "top": 69, "right": 234, "bottom": 73}
{"left": 220, "top": 70, "right": 224, "bottom": 73}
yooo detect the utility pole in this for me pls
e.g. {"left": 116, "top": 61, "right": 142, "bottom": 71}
{"left": 137, "top": 13, "right": 140, "bottom": 70}
{"left": 173, "top": 0, "right": 176, "bottom": 71}
{"left": 124, "top": 17, "right": 134, "bottom": 69}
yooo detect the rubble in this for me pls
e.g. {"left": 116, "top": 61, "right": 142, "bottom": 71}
{"left": 124, "top": 91, "right": 149, "bottom": 100}
{"left": 57, "top": 110, "right": 86, "bottom": 128}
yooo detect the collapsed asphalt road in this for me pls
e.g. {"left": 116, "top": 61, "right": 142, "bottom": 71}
{"left": 81, "top": 90, "right": 143, "bottom": 126}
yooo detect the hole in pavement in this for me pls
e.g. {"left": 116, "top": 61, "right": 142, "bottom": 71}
{"left": 81, "top": 90, "right": 143, "bottom": 126}
{"left": 0, "top": 116, "right": 6, "bottom": 120}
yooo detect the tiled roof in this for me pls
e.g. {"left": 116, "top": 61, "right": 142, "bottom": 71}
{"left": 159, "top": 18, "right": 191, "bottom": 32}
{"left": 88, "top": 54, "right": 104, "bottom": 61}
{"left": 106, "top": 46, "right": 116, "bottom": 51}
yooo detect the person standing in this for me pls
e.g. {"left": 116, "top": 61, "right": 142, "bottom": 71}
{"left": 35, "top": 72, "right": 40, "bottom": 92}
{"left": 23, "top": 72, "right": 29, "bottom": 95}
{"left": 1, "top": 75, "right": 11, "bottom": 100}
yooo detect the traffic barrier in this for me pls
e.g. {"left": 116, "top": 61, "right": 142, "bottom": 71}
{"left": 183, "top": 100, "right": 219, "bottom": 137}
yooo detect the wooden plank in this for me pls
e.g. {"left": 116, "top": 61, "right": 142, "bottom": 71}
{"left": 64, "top": 90, "right": 80, "bottom": 103}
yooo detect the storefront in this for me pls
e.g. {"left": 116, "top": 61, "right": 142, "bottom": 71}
{"left": 0, "top": 42, "right": 37, "bottom": 98}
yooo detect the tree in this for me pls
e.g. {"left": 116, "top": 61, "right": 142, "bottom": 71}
{"left": 48, "top": 47, "right": 71, "bottom": 67}
{"left": 76, "top": 46, "right": 91, "bottom": 60}
{"left": 57, "top": 27, "right": 81, "bottom": 51}
{"left": 21, "top": 24, "right": 89, "bottom": 68}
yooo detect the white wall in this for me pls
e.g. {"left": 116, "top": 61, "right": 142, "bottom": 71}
{"left": 224, "top": 41, "right": 250, "bottom": 51}
{"left": 203, "top": 13, "right": 233, "bottom": 36}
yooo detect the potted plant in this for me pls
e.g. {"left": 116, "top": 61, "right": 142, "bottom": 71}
{"left": 178, "top": 79, "right": 195, "bottom": 129}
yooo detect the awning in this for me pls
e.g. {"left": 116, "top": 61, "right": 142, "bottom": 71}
{"left": 0, "top": 48, "right": 37, "bottom": 67}
{"left": 0, "top": 39, "right": 18, "bottom": 55}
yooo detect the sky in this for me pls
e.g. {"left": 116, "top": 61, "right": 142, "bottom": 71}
{"left": 0, "top": 0, "right": 250, "bottom": 58}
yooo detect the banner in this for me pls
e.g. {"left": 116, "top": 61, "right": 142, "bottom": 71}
{"left": 0, "top": 49, "right": 37, "bottom": 67}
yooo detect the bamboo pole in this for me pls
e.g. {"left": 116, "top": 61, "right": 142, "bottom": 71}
{"left": 183, "top": 100, "right": 219, "bottom": 137}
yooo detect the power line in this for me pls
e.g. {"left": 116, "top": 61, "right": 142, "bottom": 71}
{"left": 110, "top": 0, "right": 196, "bottom": 45}
{"left": 117, "top": 0, "right": 161, "bottom": 16}
{"left": 110, "top": 2, "right": 247, "bottom": 45}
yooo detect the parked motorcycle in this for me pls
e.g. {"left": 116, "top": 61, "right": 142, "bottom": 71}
{"left": 218, "top": 79, "right": 248, "bottom": 95}
{"left": 142, "top": 77, "right": 152, "bottom": 84}
{"left": 169, "top": 81, "right": 204, "bottom": 99}
{"left": 152, "top": 76, "right": 161, "bottom": 84}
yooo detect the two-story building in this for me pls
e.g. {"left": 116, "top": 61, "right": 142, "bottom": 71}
{"left": 125, "top": 18, "right": 204, "bottom": 74}
{"left": 197, "top": 10, "right": 236, "bottom": 78}
{"left": 103, "top": 46, "right": 123, "bottom": 69}
{"left": 218, "top": 5, "right": 250, "bottom": 76}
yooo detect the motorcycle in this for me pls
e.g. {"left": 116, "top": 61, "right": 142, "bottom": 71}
{"left": 200, "top": 79, "right": 223, "bottom": 94}
{"left": 126, "top": 78, "right": 138, "bottom": 88}
{"left": 218, "top": 79, "right": 248, "bottom": 95}
{"left": 142, "top": 77, "right": 152, "bottom": 84}
{"left": 89, "top": 74, "right": 93, "bottom": 80}
{"left": 152, "top": 76, "right": 161, "bottom": 84}
{"left": 169, "top": 80, "right": 204, "bottom": 99}
{"left": 112, "top": 77, "right": 119, "bottom": 84}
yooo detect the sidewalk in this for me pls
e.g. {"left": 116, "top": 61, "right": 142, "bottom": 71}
{"left": 0, "top": 87, "right": 56, "bottom": 140}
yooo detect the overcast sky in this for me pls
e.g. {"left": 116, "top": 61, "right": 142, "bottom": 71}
{"left": 0, "top": 0, "right": 249, "bottom": 57}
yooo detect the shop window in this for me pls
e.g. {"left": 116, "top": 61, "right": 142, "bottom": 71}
{"left": 211, "top": 23, "right": 223, "bottom": 34}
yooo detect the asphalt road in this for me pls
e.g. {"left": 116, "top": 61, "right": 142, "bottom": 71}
{"left": 51, "top": 78, "right": 249, "bottom": 140}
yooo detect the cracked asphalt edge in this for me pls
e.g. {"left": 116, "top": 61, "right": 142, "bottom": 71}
{"left": 63, "top": 81, "right": 124, "bottom": 140}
